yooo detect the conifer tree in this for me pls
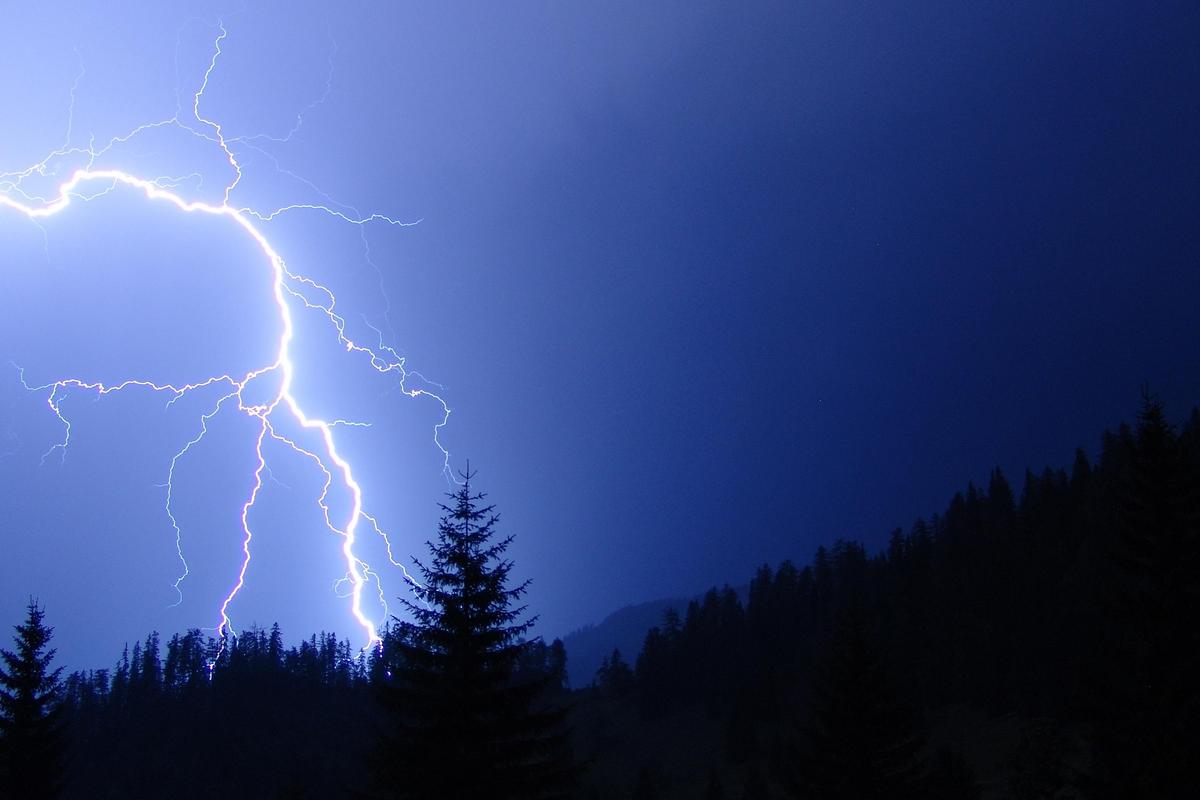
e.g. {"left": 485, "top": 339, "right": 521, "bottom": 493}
{"left": 785, "top": 605, "right": 925, "bottom": 800}
{"left": 1090, "top": 392, "right": 1200, "bottom": 797}
{"left": 372, "top": 470, "right": 573, "bottom": 799}
{"left": 594, "top": 648, "right": 635, "bottom": 697}
{"left": 0, "top": 600, "right": 65, "bottom": 800}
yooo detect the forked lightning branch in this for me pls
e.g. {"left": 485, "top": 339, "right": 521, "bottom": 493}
{"left": 0, "top": 20, "right": 449, "bottom": 655}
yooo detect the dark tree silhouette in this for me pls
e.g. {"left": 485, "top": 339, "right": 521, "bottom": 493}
{"left": 371, "top": 470, "right": 573, "bottom": 799}
{"left": 593, "top": 648, "right": 635, "bottom": 697}
{"left": 1089, "top": 392, "right": 1200, "bottom": 798}
{"left": 785, "top": 605, "right": 925, "bottom": 800}
{"left": 0, "top": 600, "right": 65, "bottom": 800}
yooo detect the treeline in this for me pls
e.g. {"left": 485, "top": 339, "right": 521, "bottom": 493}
{"left": 575, "top": 396, "right": 1199, "bottom": 798}
{"left": 4, "top": 581, "right": 571, "bottom": 798}
{"left": 5, "top": 398, "right": 1197, "bottom": 798}
{"left": 2, "top": 475, "right": 573, "bottom": 799}
{"left": 57, "top": 625, "right": 569, "bottom": 799}
{"left": 60, "top": 626, "right": 379, "bottom": 798}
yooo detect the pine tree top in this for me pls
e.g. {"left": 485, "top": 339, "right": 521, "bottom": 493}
{"left": 397, "top": 472, "right": 536, "bottom": 648}
{"left": 0, "top": 599, "right": 63, "bottom": 707}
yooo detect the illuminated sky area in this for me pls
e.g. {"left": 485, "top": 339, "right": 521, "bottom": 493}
{"left": 1, "top": 1, "right": 1198, "bottom": 670}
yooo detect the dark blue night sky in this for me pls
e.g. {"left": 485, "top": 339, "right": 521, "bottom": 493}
{"left": 1, "top": 1, "right": 1198, "bottom": 670}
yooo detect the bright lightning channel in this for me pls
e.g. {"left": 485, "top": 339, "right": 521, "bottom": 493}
{"left": 0, "top": 19, "right": 449, "bottom": 655}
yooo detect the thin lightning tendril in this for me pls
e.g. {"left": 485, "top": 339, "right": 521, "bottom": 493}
{"left": 0, "top": 19, "right": 450, "bottom": 658}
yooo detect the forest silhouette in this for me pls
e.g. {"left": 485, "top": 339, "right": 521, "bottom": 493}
{"left": 1, "top": 394, "right": 1197, "bottom": 798}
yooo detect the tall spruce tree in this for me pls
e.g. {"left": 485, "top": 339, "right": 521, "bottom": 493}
{"left": 785, "top": 604, "right": 926, "bottom": 800}
{"left": 1090, "top": 393, "right": 1200, "bottom": 797}
{"left": 0, "top": 600, "right": 65, "bottom": 800}
{"left": 371, "top": 471, "right": 572, "bottom": 799}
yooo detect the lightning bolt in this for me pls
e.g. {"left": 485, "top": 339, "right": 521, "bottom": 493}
{"left": 0, "top": 18, "right": 448, "bottom": 656}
